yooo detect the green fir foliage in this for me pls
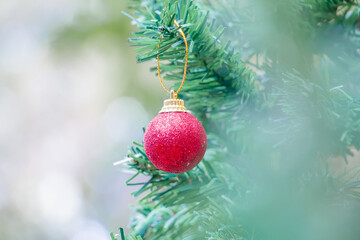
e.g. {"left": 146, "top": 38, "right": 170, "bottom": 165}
{"left": 119, "top": 0, "right": 360, "bottom": 239}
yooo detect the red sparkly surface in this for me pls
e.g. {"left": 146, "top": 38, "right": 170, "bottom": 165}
{"left": 144, "top": 112, "right": 207, "bottom": 173}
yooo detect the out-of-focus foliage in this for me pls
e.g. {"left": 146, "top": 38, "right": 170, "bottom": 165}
{"left": 53, "top": 0, "right": 164, "bottom": 114}
{"left": 118, "top": 0, "right": 360, "bottom": 239}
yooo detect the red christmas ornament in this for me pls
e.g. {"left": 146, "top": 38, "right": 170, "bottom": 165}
{"left": 144, "top": 19, "right": 207, "bottom": 173}
{"left": 144, "top": 94, "right": 207, "bottom": 173}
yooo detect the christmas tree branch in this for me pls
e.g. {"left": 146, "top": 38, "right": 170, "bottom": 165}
{"left": 119, "top": 0, "right": 360, "bottom": 239}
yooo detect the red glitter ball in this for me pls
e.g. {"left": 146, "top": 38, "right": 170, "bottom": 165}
{"left": 144, "top": 112, "right": 207, "bottom": 173}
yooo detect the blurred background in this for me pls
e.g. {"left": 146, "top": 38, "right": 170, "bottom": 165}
{"left": 2, "top": 0, "right": 359, "bottom": 239}
{"left": 0, "top": 0, "right": 164, "bottom": 239}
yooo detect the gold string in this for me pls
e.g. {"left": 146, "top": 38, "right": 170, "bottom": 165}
{"left": 157, "top": 19, "right": 188, "bottom": 98}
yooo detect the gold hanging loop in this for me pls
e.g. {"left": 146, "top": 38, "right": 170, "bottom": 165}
{"left": 157, "top": 19, "right": 188, "bottom": 96}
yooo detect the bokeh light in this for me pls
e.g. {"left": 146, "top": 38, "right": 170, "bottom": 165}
{"left": 0, "top": 0, "right": 161, "bottom": 238}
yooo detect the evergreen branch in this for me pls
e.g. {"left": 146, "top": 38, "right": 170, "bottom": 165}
{"left": 118, "top": 0, "right": 360, "bottom": 239}
{"left": 125, "top": 0, "right": 258, "bottom": 123}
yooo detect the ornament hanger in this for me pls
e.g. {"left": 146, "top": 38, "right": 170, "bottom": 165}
{"left": 157, "top": 18, "right": 188, "bottom": 100}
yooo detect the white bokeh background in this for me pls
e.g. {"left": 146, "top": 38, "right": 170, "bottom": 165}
{"left": 0, "top": 0, "right": 162, "bottom": 239}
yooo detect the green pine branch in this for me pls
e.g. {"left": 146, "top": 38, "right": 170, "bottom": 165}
{"left": 117, "top": 0, "right": 360, "bottom": 239}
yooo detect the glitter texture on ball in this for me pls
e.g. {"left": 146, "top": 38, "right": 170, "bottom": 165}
{"left": 144, "top": 112, "right": 207, "bottom": 173}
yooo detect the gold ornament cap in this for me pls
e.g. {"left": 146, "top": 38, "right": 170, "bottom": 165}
{"left": 160, "top": 90, "right": 189, "bottom": 113}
